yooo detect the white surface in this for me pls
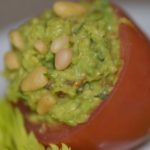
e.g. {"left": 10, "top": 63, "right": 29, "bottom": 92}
{"left": 113, "top": 0, "right": 150, "bottom": 38}
{"left": 0, "top": 0, "right": 150, "bottom": 149}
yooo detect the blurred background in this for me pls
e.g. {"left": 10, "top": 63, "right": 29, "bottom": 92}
{"left": 0, "top": 0, "right": 150, "bottom": 37}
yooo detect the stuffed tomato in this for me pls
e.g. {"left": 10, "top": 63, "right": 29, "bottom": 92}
{"left": 3, "top": 0, "right": 150, "bottom": 150}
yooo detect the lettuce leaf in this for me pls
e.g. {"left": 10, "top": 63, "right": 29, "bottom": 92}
{"left": 0, "top": 100, "right": 71, "bottom": 150}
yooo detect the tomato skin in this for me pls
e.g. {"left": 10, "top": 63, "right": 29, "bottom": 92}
{"left": 65, "top": 23, "right": 150, "bottom": 150}
{"left": 17, "top": 5, "right": 150, "bottom": 150}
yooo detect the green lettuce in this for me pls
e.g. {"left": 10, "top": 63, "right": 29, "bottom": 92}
{"left": 0, "top": 100, "right": 71, "bottom": 150}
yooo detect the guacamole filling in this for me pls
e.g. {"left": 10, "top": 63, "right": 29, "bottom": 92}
{"left": 4, "top": 0, "right": 121, "bottom": 126}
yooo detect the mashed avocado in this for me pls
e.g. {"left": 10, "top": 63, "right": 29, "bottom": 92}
{"left": 4, "top": 0, "right": 121, "bottom": 126}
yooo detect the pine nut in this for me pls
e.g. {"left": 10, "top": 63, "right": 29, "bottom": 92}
{"left": 51, "top": 36, "right": 69, "bottom": 53}
{"left": 55, "top": 48, "right": 72, "bottom": 70}
{"left": 53, "top": 1, "right": 86, "bottom": 18}
{"left": 10, "top": 31, "right": 24, "bottom": 50}
{"left": 34, "top": 40, "right": 48, "bottom": 54}
{"left": 37, "top": 94, "right": 56, "bottom": 114}
{"left": 21, "top": 66, "right": 48, "bottom": 92}
{"left": 4, "top": 51, "right": 20, "bottom": 70}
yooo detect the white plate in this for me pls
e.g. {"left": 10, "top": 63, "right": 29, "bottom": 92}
{"left": 0, "top": 0, "right": 150, "bottom": 149}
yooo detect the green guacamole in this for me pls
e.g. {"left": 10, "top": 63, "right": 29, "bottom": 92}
{"left": 4, "top": 0, "right": 121, "bottom": 126}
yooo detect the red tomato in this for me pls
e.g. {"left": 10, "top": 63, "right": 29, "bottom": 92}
{"left": 16, "top": 5, "right": 150, "bottom": 150}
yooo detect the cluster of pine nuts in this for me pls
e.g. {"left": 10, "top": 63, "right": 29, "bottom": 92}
{"left": 50, "top": 35, "right": 72, "bottom": 71}
{"left": 4, "top": 1, "right": 87, "bottom": 114}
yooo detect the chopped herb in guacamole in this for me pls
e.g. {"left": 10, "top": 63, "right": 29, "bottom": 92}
{"left": 4, "top": 0, "right": 121, "bottom": 126}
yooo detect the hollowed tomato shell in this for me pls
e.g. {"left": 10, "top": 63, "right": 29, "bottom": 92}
{"left": 16, "top": 4, "right": 150, "bottom": 150}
